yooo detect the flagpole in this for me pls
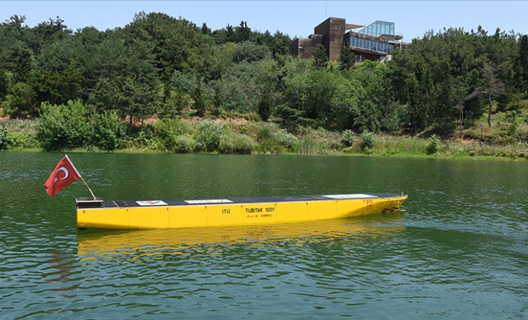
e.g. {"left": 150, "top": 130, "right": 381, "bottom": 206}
{"left": 65, "top": 154, "right": 97, "bottom": 200}
{"left": 79, "top": 175, "right": 97, "bottom": 200}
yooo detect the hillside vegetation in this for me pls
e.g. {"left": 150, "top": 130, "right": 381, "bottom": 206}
{"left": 1, "top": 13, "right": 528, "bottom": 160}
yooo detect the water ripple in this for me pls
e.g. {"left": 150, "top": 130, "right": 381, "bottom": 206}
{"left": 2, "top": 153, "right": 528, "bottom": 319}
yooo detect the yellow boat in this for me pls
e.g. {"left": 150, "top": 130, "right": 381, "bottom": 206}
{"left": 76, "top": 193, "right": 407, "bottom": 230}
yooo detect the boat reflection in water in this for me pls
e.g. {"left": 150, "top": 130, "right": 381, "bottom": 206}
{"left": 77, "top": 213, "right": 405, "bottom": 259}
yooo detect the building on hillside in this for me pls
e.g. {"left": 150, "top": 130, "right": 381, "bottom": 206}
{"left": 289, "top": 17, "right": 403, "bottom": 63}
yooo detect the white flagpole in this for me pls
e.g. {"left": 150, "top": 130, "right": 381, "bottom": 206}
{"left": 65, "top": 154, "right": 97, "bottom": 200}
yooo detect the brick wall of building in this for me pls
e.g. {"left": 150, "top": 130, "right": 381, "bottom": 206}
{"left": 314, "top": 18, "right": 346, "bottom": 62}
{"left": 289, "top": 34, "right": 324, "bottom": 60}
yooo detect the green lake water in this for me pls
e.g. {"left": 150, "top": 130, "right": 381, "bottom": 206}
{"left": 1, "top": 152, "right": 527, "bottom": 319}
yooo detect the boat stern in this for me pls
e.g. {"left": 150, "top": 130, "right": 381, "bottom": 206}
{"left": 76, "top": 197, "right": 103, "bottom": 229}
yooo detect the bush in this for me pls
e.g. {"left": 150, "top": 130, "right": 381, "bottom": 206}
{"left": 508, "top": 124, "right": 517, "bottom": 135}
{"left": 341, "top": 129, "right": 354, "bottom": 147}
{"left": 360, "top": 130, "right": 374, "bottom": 151}
{"left": 426, "top": 134, "right": 440, "bottom": 155}
{"left": 38, "top": 100, "right": 92, "bottom": 151}
{"left": 297, "top": 137, "right": 320, "bottom": 155}
{"left": 7, "top": 131, "right": 40, "bottom": 148}
{"left": 274, "top": 129, "right": 297, "bottom": 150}
{"left": 92, "top": 111, "right": 123, "bottom": 151}
{"left": 0, "top": 125, "right": 8, "bottom": 150}
{"left": 234, "top": 134, "right": 255, "bottom": 154}
{"left": 464, "top": 129, "right": 480, "bottom": 140}
{"left": 173, "top": 134, "right": 194, "bottom": 153}
{"left": 257, "top": 127, "right": 271, "bottom": 140}
{"left": 244, "top": 112, "right": 261, "bottom": 122}
{"left": 154, "top": 118, "right": 194, "bottom": 150}
{"left": 352, "top": 138, "right": 364, "bottom": 152}
{"left": 218, "top": 133, "right": 235, "bottom": 154}
{"left": 195, "top": 120, "right": 223, "bottom": 151}
{"left": 155, "top": 118, "right": 194, "bottom": 138}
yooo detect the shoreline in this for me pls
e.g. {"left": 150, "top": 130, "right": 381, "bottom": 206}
{"left": 3, "top": 147, "right": 526, "bottom": 162}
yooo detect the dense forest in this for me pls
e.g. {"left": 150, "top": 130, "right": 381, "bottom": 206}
{"left": 1, "top": 12, "right": 528, "bottom": 153}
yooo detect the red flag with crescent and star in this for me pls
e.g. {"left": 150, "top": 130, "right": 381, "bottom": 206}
{"left": 44, "top": 156, "right": 81, "bottom": 197}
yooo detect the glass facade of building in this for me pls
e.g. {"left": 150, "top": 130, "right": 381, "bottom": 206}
{"left": 347, "top": 36, "right": 396, "bottom": 54}
{"left": 357, "top": 20, "right": 395, "bottom": 37}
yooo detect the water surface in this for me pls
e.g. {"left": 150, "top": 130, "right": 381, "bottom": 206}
{"left": 1, "top": 153, "right": 527, "bottom": 319}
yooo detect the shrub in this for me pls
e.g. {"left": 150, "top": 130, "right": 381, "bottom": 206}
{"left": 464, "top": 129, "right": 480, "bottom": 140}
{"left": 38, "top": 100, "right": 92, "bottom": 151}
{"left": 274, "top": 129, "right": 297, "bottom": 150}
{"left": 257, "top": 127, "right": 271, "bottom": 140}
{"left": 244, "top": 112, "right": 261, "bottom": 122}
{"left": 360, "top": 130, "right": 374, "bottom": 151}
{"left": 341, "top": 129, "right": 354, "bottom": 147}
{"left": 219, "top": 133, "right": 235, "bottom": 154}
{"left": 426, "top": 134, "right": 440, "bottom": 155}
{"left": 352, "top": 138, "right": 364, "bottom": 152}
{"left": 155, "top": 118, "right": 194, "bottom": 138}
{"left": 235, "top": 134, "right": 255, "bottom": 154}
{"left": 154, "top": 118, "right": 194, "bottom": 150}
{"left": 0, "top": 125, "right": 8, "bottom": 150}
{"left": 298, "top": 137, "right": 319, "bottom": 155}
{"left": 195, "top": 120, "right": 223, "bottom": 151}
{"left": 173, "top": 134, "right": 194, "bottom": 153}
{"left": 271, "top": 145, "right": 284, "bottom": 154}
{"left": 7, "top": 131, "right": 40, "bottom": 148}
{"left": 92, "top": 111, "right": 122, "bottom": 151}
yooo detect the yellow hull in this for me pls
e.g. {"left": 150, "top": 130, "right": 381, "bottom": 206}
{"left": 77, "top": 193, "right": 407, "bottom": 230}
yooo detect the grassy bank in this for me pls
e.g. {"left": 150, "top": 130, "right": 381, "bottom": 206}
{"left": 2, "top": 114, "right": 528, "bottom": 161}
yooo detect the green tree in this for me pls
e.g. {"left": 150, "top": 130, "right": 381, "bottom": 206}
{"left": 0, "top": 68, "right": 8, "bottom": 99}
{"left": 33, "top": 16, "right": 71, "bottom": 47}
{"left": 517, "top": 35, "right": 528, "bottom": 93}
{"left": 329, "top": 77, "right": 361, "bottom": 130}
{"left": 235, "top": 21, "right": 251, "bottom": 43}
{"left": 312, "top": 44, "right": 328, "bottom": 70}
{"left": 0, "top": 15, "right": 30, "bottom": 70}
{"left": 201, "top": 22, "right": 211, "bottom": 35}
{"left": 270, "top": 31, "right": 291, "bottom": 57}
{"left": 225, "top": 24, "right": 236, "bottom": 43}
{"left": 258, "top": 91, "right": 272, "bottom": 121}
{"left": 467, "top": 62, "right": 507, "bottom": 128}
{"left": 34, "top": 63, "right": 82, "bottom": 105}
{"left": 218, "top": 61, "right": 261, "bottom": 113}
{"left": 13, "top": 48, "right": 34, "bottom": 84}
{"left": 87, "top": 38, "right": 160, "bottom": 123}
{"left": 345, "top": 61, "right": 386, "bottom": 132}
{"left": 213, "top": 83, "right": 223, "bottom": 116}
{"left": 6, "top": 82, "right": 37, "bottom": 117}
{"left": 338, "top": 46, "right": 355, "bottom": 70}
{"left": 274, "top": 104, "right": 314, "bottom": 132}
{"left": 232, "top": 41, "right": 271, "bottom": 63}
{"left": 193, "top": 78, "right": 206, "bottom": 116}
{"left": 124, "top": 12, "right": 210, "bottom": 79}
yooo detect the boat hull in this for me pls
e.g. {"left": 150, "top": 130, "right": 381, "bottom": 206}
{"left": 76, "top": 193, "right": 407, "bottom": 230}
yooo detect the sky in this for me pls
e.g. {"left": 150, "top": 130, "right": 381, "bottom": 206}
{"left": 1, "top": 1, "right": 527, "bottom": 43}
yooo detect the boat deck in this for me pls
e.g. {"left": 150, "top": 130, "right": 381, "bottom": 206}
{"left": 77, "top": 193, "right": 403, "bottom": 209}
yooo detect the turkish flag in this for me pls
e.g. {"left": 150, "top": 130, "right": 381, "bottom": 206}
{"left": 44, "top": 156, "right": 81, "bottom": 197}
